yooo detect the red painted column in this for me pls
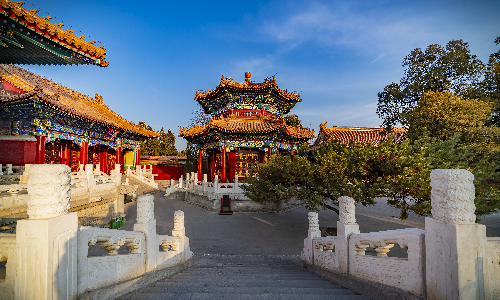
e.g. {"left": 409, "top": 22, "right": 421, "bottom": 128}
{"left": 259, "top": 150, "right": 264, "bottom": 164}
{"left": 292, "top": 150, "right": 296, "bottom": 162}
{"left": 35, "top": 135, "right": 46, "bottom": 164}
{"left": 229, "top": 151, "right": 236, "bottom": 183}
{"left": 267, "top": 146, "right": 271, "bottom": 160}
{"left": 198, "top": 149, "right": 203, "bottom": 182}
{"left": 80, "top": 141, "right": 88, "bottom": 165}
{"left": 62, "top": 141, "right": 71, "bottom": 167}
{"left": 116, "top": 146, "right": 122, "bottom": 166}
{"left": 211, "top": 151, "right": 215, "bottom": 182}
{"left": 221, "top": 147, "right": 227, "bottom": 183}
{"left": 100, "top": 146, "right": 108, "bottom": 174}
{"left": 135, "top": 149, "right": 140, "bottom": 168}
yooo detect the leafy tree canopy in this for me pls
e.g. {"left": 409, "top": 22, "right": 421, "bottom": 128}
{"left": 137, "top": 123, "right": 178, "bottom": 156}
{"left": 243, "top": 135, "right": 500, "bottom": 220}
{"left": 377, "top": 39, "right": 485, "bottom": 129}
{"left": 402, "top": 91, "right": 499, "bottom": 143}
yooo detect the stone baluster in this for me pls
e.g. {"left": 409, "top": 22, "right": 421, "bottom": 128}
{"left": 95, "top": 164, "right": 100, "bottom": 175}
{"left": 6, "top": 164, "right": 12, "bottom": 175}
{"left": 371, "top": 240, "right": 394, "bottom": 257}
{"left": 86, "top": 164, "right": 95, "bottom": 192}
{"left": 126, "top": 166, "right": 131, "bottom": 176}
{"left": 337, "top": 196, "right": 360, "bottom": 273}
{"left": 97, "top": 235, "right": 125, "bottom": 255}
{"left": 0, "top": 164, "right": 3, "bottom": 175}
{"left": 19, "top": 163, "right": 31, "bottom": 184}
{"left": 425, "top": 169, "right": 487, "bottom": 300}
{"left": 16, "top": 164, "right": 78, "bottom": 299}
{"left": 179, "top": 175, "right": 184, "bottom": 188}
{"left": 134, "top": 194, "right": 157, "bottom": 271}
{"left": 114, "top": 164, "right": 121, "bottom": 186}
{"left": 214, "top": 175, "right": 218, "bottom": 193}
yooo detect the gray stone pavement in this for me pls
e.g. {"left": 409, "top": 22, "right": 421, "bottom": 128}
{"left": 120, "top": 191, "right": 500, "bottom": 256}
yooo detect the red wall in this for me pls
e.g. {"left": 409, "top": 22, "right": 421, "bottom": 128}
{"left": 0, "top": 140, "right": 36, "bottom": 165}
{"left": 152, "top": 165, "right": 184, "bottom": 180}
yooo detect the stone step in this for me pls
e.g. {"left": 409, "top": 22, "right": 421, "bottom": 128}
{"left": 143, "top": 286, "right": 349, "bottom": 295}
{"left": 130, "top": 292, "right": 369, "bottom": 300}
{"left": 124, "top": 255, "right": 368, "bottom": 300}
{"left": 153, "top": 278, "right": 340, "bottom": 288}
{"left": 172, "top": 273, "right": 323, "bottom": 280}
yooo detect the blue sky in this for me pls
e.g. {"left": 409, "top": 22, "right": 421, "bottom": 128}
{"left": 19, "top": 0, "right": 500, "bottom": 151}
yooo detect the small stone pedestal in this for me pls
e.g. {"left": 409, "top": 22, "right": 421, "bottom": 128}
{"left": 15, "top": 164, "right": 78, "bottom": 300}
{"left": 425, "top": 169, "right": 487, "bottom": 300}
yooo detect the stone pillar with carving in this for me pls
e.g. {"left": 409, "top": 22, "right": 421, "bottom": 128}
{"left": 425, "top": 169, "right": 488, "bottom": 300}
{"left": 301, "top": 212, "right": 321, "bottom": 264}
{"left": 15, "top": 164, "right": 78, "bottom": 300}
{"left": 133, "top": 194, "right": 157, "bottom": 271}
{"left": 337, "top": 196, "right": 360, "bottom": 273}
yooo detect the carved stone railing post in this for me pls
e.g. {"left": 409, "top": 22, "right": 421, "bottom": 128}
{"left": 337, "top": 196, "right": 360, "bottom": 273}
{"left": 301, "top": 212, "right": 321, "bottom": 264}
{"left": 114, "top": 164, "right": 121, "bottom": 187}
{"left": 0, "top": 164, "right": 3, "bottom": 175}
{"left": 171, "top": 210, "right": 191, "bottom": 261}
{"left": 16, "top": 164, "right": 78, "bottom": 300}
{"left": 426, "top": 169, "right": 488, "bottom": 300}
{"left": 6, "top": 164, "right": 12, "bottom": 175}
{"left": 214, "top": 175, "right": 218, "bottom": 193}
{"left": 133, "top": 194, "right": 157, "bottom": 271}
{"left": 19, "top": 163, "right": 31, "bottom": 184}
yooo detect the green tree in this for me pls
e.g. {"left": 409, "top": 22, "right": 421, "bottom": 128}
{"left": 377, "top": 40, "right": 485, "bottom": 129}
{"left": 284, "top": 114, "right": 303, "bottom": 128}
{"left": 402, "top": 90, "right": 498, "bottom": 142}
{"left": 137, "top": 122, "right": 159, "bottom": 156}
{"left": 159, "top": 128, "right": 178, "bottom": 156}
{"left": 242, "top": 141, "right": 380, "bottom": 214}
{"left": 376, "top": 133, "right": 500, "bottom": 219}
{"left": 138, "top": 123, "right": 177, "bottom": 156}
{"left": 243, "top": 136, "right": 500, "bottom": 220}
{"left": 481, "top": 37, "right": 500, "bottom": 125}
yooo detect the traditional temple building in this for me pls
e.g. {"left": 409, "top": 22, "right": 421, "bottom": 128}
{"left": 310, "top": 122, "right": 407, "bottom": 150}
{"left": 0, "top": 1, "right": 156, "bottom": 174}
{"left": 0, "top": 64, "right": 159, "bottom": 173}
{"left": 0, "top": 0, "right": 108, "bottom": 67}
{"left": 179, "top": 72, "right": 315, "bottom": 183}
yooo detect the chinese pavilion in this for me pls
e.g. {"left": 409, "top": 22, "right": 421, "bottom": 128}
{"left": 0, "top": 64, "right": 159, "bottom": 173}
{"left": 179, "top": 72, "right": 315, "bottom": 183}
{"left": 310, "top": 122, "right": 407, "bottom": 150}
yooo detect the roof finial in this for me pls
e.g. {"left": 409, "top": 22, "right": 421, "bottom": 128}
{"left": 245, "top": 72, "right": 251, "bottom": 83}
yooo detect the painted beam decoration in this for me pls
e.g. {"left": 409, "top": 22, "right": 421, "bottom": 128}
{"left": 0, "top": 0, "right": 109, "bottom": 66}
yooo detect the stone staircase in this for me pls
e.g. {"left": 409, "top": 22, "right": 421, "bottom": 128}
{"left": 124, "top": 255, "right": 369, "bottom": 300}
{"left": 122, "top": 176, "right": 161, "bottom": 203}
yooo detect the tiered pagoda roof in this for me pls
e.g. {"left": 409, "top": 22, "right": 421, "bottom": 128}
{"left": 0, "top": 0, "right": 108, "bottom": 66}
{"left": 310, "top": 122, "right": 406, "bottom": 150}
{"left": 195, "top": 73, "right": 302, "bottom": 115}
{"left": 180, "top": 73, "right": 314, "bottom": 150}
{"left": 0, "top": 64, "right": 158, "bottom": 137}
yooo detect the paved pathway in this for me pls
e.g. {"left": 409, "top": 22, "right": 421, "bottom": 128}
{"left": 121, "top": 190, "right": 499, "bottom": 256}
